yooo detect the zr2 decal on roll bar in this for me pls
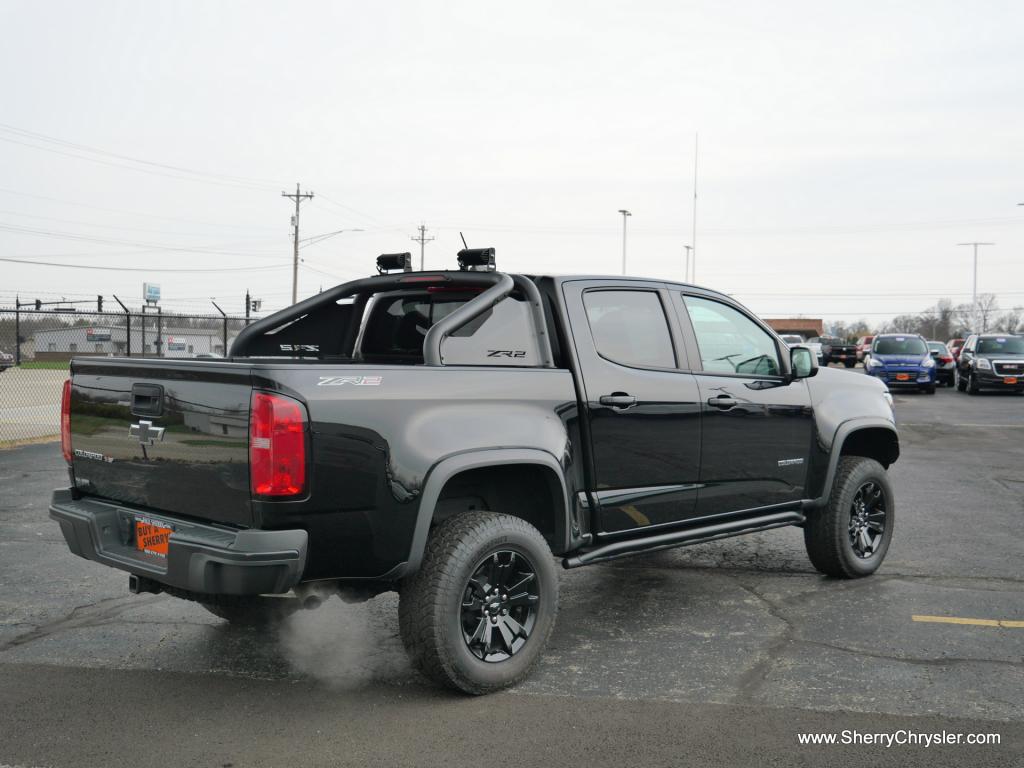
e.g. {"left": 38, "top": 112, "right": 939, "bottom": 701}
{"left": 487, "top": 350, "right": 527, "bottom": 358}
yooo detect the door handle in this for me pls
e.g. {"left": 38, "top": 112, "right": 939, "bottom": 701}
{"left": 599, "top": 393, "right": 637, "bottom": 408}
{"left": 707, "top": 395, "right": 737, "bottom": 409}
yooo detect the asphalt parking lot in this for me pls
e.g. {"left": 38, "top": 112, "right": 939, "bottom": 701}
{"left": 1, "top": 376, "right": 1022, "bottom": 767}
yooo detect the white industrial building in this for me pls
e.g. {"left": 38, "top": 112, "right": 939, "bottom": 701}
{"left": 31, "top": 325, "right": 225, "bottom": 361}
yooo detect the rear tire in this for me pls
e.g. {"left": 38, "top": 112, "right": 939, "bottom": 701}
{"left": 804, "top": 456, "right": 894, "bottom": 578}
{"left": 399, "top": 511, "right": 558, "bottom": 695}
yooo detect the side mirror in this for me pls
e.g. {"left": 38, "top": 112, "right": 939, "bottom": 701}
{"left": 790, "top": 346, "right": 818, "bottom": 380}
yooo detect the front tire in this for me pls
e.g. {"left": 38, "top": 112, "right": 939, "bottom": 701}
{"left": 956, "top": 368, "right": 967, "bottom": 392}
{"left": 804, "top": 456, "right": 894, "bottom": 578}
{"left": 967, "top": 371, "right": 980, "bottom": 395}
{"left": 399, "top": 511, "right": 559, "bottom": 695}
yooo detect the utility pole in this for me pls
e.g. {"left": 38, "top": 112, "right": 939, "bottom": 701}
{"left": 410, "top": 223, "right": 435, "bottom": 270}
{"left": 957, "top": 242, "right": 994, "bottom": 331}
{"left": 211, "top": 300, "right": 228, "bottom": 357}
{"left": 691, "top": 133, "right": 699, "bottom": 283}
{"left": 618, "top": 209, "right": 632, "bottom": 275}
{"left": 683, "top": 245, "right": 693, "bottom": 283}
{"left": 282, "top": 183, "right": 314, "bottom": 304}
{"left": 14, "top": 295, "right": 21, "bottom": 366}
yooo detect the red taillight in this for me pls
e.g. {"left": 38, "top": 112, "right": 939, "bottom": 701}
{"left": 249, "top": 392, "right": 308, "bottom": 497}
{"left": 940, "top": 356, "right": 953, "bottom": 364}
{"left": 60, "top": 379, "right": 72, "bottom": 463}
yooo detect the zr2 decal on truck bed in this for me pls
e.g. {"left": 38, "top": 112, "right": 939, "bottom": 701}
{"left": 317, "top": 376, "right": 383, "bottom": 386}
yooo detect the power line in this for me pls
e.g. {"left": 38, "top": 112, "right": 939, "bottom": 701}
{"left": 0, "top": 256, "right": 286, "bottom": 273}
{"left": 313, "top": 192, "right": 385, "bottom": 225}
{"left": 410, "top": 223, "right": 435, "bottom": 270}
{"left": 282, "top": 184, "right": 314, "bottom": 304}
{"left": 0, "top": 123, "right": 284, "bottom": 191}
{"left": 0, "top": 208, "right": 279, "bottom": 239}
{"left": 0, "top": 187, "right": 279, "bottom": 232}
{"left": 0, "top": 222, "right": 285, "bottom": 258}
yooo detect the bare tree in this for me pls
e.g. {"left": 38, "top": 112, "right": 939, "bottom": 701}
{"left": 996, "top": 306, "right": 1024, "bottom": 334}
{"left": 976, "top": 293, "right": 1000, "bottom": 333}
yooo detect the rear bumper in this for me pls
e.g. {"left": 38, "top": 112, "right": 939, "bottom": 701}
{"left": 49, "top": 489, "right": 308, "bottom": 595}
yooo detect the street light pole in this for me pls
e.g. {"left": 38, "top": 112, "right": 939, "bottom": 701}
{"left": 957, "top": 242, "right": 994, "bottom": 331}
{"left": 683, "top": 245, "right": 693, "bottom": 282}
{"left": 618, "top": 209, "right": 632, "bottom": 275}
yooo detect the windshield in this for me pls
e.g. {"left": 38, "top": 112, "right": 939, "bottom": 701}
{"left": 978, "top": 336, "right": 1024, "bottom": 355}
{"left": 927, "top": 342, "right": 947, "bottom": 353}
{"left": 873, "top": 336, "right": 927, "bottom": 356}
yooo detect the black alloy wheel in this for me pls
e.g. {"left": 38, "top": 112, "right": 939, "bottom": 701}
{"left": 398, "top": 511, "right": 558, "bottom": 694}
{"left": 461, "top": 550, "right": 539, "bottom": 662}
{"left": 848, "top": 481, "right": 887, "bottom": 559}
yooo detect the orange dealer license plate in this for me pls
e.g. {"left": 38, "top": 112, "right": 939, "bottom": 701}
{"left": 1006, "top": 377, "right": 1018, "bottom": 385}
{"left": 895, "top": 373, "right": 910, "bottom": 381}
{"left": 135, "top": 517, "right": 172, "bottom": 557}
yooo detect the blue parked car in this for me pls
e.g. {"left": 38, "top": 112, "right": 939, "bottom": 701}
{"left": 864, "top": 333, "right": 936, "bottom": 394}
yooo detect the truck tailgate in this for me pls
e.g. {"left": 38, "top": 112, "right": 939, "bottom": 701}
{"left": 68, "top": 359, "right": 254, "bottom": 527}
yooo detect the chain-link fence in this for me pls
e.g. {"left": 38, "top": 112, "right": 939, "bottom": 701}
{"left": 0, "top": 307, "right": 249, "bottom": 445}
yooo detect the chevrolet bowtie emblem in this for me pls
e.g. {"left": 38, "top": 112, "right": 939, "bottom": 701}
{"left": 129, "top": 420, "right": 165, "bottom": 446}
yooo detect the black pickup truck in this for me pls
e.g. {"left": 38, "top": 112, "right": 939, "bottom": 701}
{"left": 51, "top": 250, "right": 900, "bottom": 694}
{"left": 810, "top": 336, "right": 858, "bottom": 367}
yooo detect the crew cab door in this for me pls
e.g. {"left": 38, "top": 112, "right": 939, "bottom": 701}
{"left": 670, "top": 292, "right": 814, "bottom": 516}
{"left": 562, "top": 280, "right": 701, "bottom": 535}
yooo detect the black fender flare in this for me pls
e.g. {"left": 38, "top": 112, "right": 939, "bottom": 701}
{"left": 396, "top": 448, "right": 572, "bottom": 578}
{"left": 806, "top": 417, "right": 899, "bottom": 509}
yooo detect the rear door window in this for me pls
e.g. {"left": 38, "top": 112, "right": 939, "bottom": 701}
{"left": 582, "top": 290, "right": 676, "bottom": 369}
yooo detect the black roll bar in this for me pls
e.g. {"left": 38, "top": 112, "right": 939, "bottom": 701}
{"left": 230, "top": 270, "right": 555, "bottom": 368}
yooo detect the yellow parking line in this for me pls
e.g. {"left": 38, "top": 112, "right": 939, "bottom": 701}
{"left": 913, "top": 614, "right": 1024, "bottom": 628}
{"left": 620, "top": 504, "right": 651, "bottom": 527}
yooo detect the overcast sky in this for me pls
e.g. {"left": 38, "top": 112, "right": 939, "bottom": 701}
{"left": 1, "top": 0, "right": 1022, "bottom": 324}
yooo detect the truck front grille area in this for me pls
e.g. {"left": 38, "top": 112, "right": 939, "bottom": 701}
{"left": 993, "top": 361, "right": 1024, "bottom": 376}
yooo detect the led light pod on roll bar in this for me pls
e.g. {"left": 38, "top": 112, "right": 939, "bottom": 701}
{"left": 457, "top": 247, "right": 496, "bottom": 272}
{"left": 376, "top": 253, "right": 413, "bottom": 274}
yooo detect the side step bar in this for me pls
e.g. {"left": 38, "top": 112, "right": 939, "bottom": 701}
{"left": 562, "top": 510, "right": 805, "bottom": 569}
